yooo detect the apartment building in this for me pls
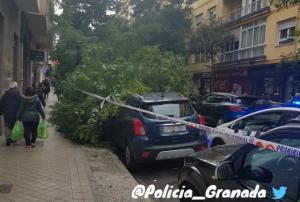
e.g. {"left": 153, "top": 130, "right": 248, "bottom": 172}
{"left": 0, "top": 0, "right": 52, "bottom": 94}
{"left": 0, "top": 0, "right": 52, "bottom": 142}
{"left": 190, "top": 0, "right": 300, "bottom": 102}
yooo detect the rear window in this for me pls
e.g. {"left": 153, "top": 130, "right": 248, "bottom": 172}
{"left": 141, "top": 102, "right": 194, "bottom": 119}
{"left": 238, "top": 97, "right": 259, "bottom": 107}
{"left": 204, "top": 95, "right": 231, "bottom": 103}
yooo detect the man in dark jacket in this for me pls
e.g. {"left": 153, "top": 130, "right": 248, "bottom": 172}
{"left": 0, "top": 81, "right": 21, "bottom": 146}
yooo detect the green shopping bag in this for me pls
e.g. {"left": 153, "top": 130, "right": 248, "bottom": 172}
{"left": 10, "top": 121, "right": 24, "bottom": 141}
{"left": 38, "top": 119, "right": 48, "bottom": 139}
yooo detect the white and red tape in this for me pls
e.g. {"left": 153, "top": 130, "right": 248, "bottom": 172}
{"left": 78, "top": 89, "right": 300, "bottom": 158}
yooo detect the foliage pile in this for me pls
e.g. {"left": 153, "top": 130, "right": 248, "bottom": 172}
{"left": 50, "top": 0, "right": 198, "bottom": 144}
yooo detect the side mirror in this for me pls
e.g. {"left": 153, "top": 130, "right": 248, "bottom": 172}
{"left": 213, "top": 161, "right": 235, "bottom": 180}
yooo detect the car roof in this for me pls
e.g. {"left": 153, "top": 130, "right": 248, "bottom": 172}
{"left": 218, "top": 107, "right": 300, "bottom": 128}
{"left": 239, "top": 107, "right": 300, "bottom": 117}
{"left": 254, "top": 107, "right": 300, "bottom": 112}
{"left": 236, "top": 95, "right": 260, "bottom": 99}
{"left": 130, "top": 92, "right": 188, "bottom": 103}
{"left": 264, "top": 125, "right": 300, "bottom": 134}
{"left": 207, "top": 92, "right": 237, "bottom": 97}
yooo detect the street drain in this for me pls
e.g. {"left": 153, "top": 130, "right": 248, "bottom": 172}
{"left": 0, "top": 184, "right": 13, "bottom": 194}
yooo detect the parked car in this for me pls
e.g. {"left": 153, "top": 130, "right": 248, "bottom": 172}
{"left": 178, "top": 125, "right": 300, "bottom": 202}
{"left": 111, "top": 92, "right": 208, "bottom": 170}
{"left": 208, "top": 107, "right": 300, "bottom": 147}
{"left": 192, "top": 92, "right": 260, "bottom": 127}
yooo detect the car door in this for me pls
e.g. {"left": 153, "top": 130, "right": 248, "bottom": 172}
{"left": 198, "top": 94, "right": 231, "bottom": 126}
{"left": 220, "top": 134, "right": 300, "bottom": 202}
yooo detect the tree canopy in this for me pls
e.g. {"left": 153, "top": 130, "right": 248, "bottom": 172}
{"left": 189, "top": 20, "right": 234, "bottom": 66}
{"left": 50, "top": 0, "right": 197, "bottom": 144}
{"left": 270, "top": 0, "right": 299, "bottom": 8}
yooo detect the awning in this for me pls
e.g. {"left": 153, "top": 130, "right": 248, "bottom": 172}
{"left": 14, "top": 0, "right": 39, "bottom": 13}
{"left": 27, "top": 12, "right": 51, "bottom": 50}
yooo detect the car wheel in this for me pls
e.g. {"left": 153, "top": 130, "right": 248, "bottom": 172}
{"left": 216, "top": 118, "right": 224, "bottom": 126}
{"left": 211, "top": 139, "right": 225, "bottom": 147}
{"left": 179, "top": 183, "right": 200, "bottom": 202}
{"left": 124, "top": 143, "right": 138, "bottom": 171}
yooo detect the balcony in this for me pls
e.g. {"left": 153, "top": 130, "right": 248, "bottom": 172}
{"left": 26, "top": 0, "right": 52, "bottom": 50}
{"left": 223, "top": 0, "right": 269, "bottom": 25}
{"left": 219, "top": 45, "right": 265, "bottom": 64}
{"left": 14, "top": 0, "right": 40, "bottom": 13}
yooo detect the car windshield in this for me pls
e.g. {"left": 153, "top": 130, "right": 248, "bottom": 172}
{"left": 242, "top": 137, "right": 300, "bottom": 200}
{"left": 141, "top": 102, "right": 194, "bottom": 119}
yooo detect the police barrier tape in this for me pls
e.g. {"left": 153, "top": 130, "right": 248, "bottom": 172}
{"left": 78, "top": 89, "right": 300, "bottom": 158}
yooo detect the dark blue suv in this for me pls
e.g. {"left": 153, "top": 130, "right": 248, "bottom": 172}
{"left": 111, "top": 92, "right": 207, "bottom": 170}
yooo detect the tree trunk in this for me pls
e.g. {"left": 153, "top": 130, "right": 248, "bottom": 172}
{"left": 210, "top": 55, "right": 214, "bottom": 92}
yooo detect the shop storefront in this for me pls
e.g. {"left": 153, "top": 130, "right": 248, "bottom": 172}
{"left": 193, "top": 72, "right": 212, "bottom": 95}
{"left": 248, "top": 65, "right": 291, "bottom": 102}
{"left": 213, "top": 68, "right": 249, "bottom": 95}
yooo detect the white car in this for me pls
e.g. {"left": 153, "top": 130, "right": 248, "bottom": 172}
{"left": 207, "top": 107, "right": 300, "bottom": 147}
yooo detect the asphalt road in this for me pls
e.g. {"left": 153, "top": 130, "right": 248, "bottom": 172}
{"left": 132, "top": 160, "right": 184, "bottom": 202}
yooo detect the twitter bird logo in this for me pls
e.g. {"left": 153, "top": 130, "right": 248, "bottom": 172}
{"left": 272, "top": 186, "right": 287, "bottom": 199}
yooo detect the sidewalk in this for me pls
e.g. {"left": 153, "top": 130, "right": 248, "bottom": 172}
{"left": 0, "top": 93, "right": 96, "bottom": 202}
{"left": 0, "top": 92, "right": 147, "bottom": 202}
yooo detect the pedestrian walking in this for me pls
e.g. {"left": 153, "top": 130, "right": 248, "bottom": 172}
{"left": 41, "top": 79, "right": 50, "bottom": 100}
{"left": 0, "top": 81, "right": 21, "bottom": 146}
{"left": 32, "top": 82, "right": 46, "bottom": 107}
{"left": 17, "top": 87, "right": 45, "bottom": 148}
{"left": 54, "top": 81, "right": 62, "bottom": 101}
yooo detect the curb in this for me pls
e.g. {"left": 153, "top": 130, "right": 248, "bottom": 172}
{"left": 84, "top": 147, "right": 153, "bottom": 202}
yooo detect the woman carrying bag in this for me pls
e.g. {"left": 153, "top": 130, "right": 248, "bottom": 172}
{"left": 17, "top": 87, "right": 45, "bottom": 148}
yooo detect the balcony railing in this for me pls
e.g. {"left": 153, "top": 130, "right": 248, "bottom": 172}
{"left": 219, "top": 45, "right": 265, "bottom": 63}
{"left": 223, "top": 0, "right": 269, "bottom": 24}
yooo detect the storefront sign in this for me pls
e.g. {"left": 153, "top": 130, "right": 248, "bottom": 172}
{"left": 30, "top": 50, "right": 45, "bottom": 62}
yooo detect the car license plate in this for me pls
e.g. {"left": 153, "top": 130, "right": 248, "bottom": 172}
{"left": 161, "top": 124, "right": 186, "bottom": 134}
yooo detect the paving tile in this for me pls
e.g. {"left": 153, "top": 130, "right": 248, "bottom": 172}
{"left": 0, "top": 93, "right": 95, "bottom": 202}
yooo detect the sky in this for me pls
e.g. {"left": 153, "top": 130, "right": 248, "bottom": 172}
{"left": 54, "top": 0, "right": 63, "bottom": 15}
{"left": 54, "top": 0, "right": 115, "bottom": 16}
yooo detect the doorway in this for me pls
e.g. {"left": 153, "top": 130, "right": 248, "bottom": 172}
{"left": 13, "top": 34, "right": 19, "bottom": 82}
{"left": 0, "top": 14, "right": 4, "bottom": 94}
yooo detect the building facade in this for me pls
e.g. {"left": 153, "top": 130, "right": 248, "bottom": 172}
{"left": 0, "top": 0, "right": 52, "bottom": 139}
{"left": 0, "top": 0, "right": 52, "bottom": 94}
{"left": 190, "top": 0, "right": 300, "bottom": 102}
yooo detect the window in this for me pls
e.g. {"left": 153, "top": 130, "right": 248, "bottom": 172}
{"left": 208, "top": 6, "right": 216, "bottom": 21}
{"left": 234, "top": 111, "right": 283, "bottom": 132}
{"left": 194, "top": 52, "right": 207, "bottom": 63}
{"left": 240, "top": 19, "right": 266, "bottom": 49}
{"left": 282, "top": 111, "right": 300, "bottom": 125}
{"left": 195, "top": 53, "right": 200, "bottom": 63}
{"left": 278, "top": 18, "right": 296, "bottom": 45}
{"left": 195, "top": 14, "right": 203, "bottom": 27}
{"left": 204, "top": 95, "right": 231, "bottom": 103}
{"left": 225, "top": 40, "right": 239, "bottom": 52}
{"left": 141, "top": 102, "right": 194, "bottom": 119}
{"left": 241, "top": 137, "right": 300, "bottom": 201}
